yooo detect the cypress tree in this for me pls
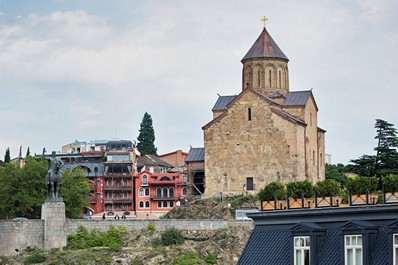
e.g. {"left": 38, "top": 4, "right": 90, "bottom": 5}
{"left": 136, "top": 112, "right": 158, "bottom": 156}
{"left": 4, "top": 148, "right": 10, "bottom": 163}
{"left": 26, "top": 147, "right": 31, "bottom": 157}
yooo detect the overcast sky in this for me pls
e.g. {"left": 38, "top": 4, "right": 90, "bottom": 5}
{"left": 0, "top": 0, "right": 397, "bottom": 164}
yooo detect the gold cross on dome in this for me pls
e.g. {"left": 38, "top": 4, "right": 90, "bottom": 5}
{"left": 261, "top": 16, "right": 268, "bottom": 28}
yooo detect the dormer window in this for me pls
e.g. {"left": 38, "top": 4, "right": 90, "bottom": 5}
{"left": 142, "top": 174, "right": 148, "bottom": 186}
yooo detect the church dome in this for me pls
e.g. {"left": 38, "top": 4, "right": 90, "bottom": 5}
{"left": 241, "top": 28, "right": 289, "bottom": 62}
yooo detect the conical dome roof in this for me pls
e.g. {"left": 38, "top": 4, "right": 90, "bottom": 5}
{"left": 242, "top": 28, "right": 289, "bottom": 62}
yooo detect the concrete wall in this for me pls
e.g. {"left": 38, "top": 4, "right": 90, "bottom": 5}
{"left": 0, "top": 219, "right": 253, "bottom": 256}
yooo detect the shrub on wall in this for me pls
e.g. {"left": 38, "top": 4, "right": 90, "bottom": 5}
{"left": 67, "top": 225, "right": 123, "bottom": 251}
{"left": 161, "top": 227, "right": 185, "bottom": 246}
{"left": 314, "top": 179, "right": 342, "bottom": 197}
{"left": 258, "top": 182, "right": 286, "bottom": 201}
{"left": 286, "top": 180, "right": 314, "bottom": 199}
{"left": 346, "top": 176, "right": 378, "bottom": 195}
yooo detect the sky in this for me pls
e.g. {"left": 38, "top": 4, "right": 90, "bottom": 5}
{"left": 0, "top": 0, "right": 397, "bottom": 164}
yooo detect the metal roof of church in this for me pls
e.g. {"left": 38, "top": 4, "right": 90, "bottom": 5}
{"left": 212, "top": 95, "right": 237, "bottom": 111}
{"left": 242, "top": 28, "right": 289, "bottom": 62}
{"left": 283, "top": 90, "right": 312, "bottom": 106}
{"left": 185, "top": 148, "right": 204, "bottom": 162}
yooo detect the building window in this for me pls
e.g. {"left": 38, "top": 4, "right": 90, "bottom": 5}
{"left": 163, "top": 187, "right": 168, "bottom": 197}
{"left": 142, "top": 175, "right": 148, "bottom": 186}
{"left": 139, "top": 188, "right": 144, "bottom": 197}
{"left": 345, "top": 235, "right": 362, "bottom": 265}
{"left": 163, "top": 201, "right": 168, "bottom": 208}
{"left": 97, "top": 193, "right": 101, "bottom": 199}
{"left": 170, "top": 201, "right": 174, "bottom": 208}
{"left": 313, "top": 151, "right": 315, "bottom": 165}
{"left": 145, "top": 201, "right": 150, "bottom": 208}
{"left": 269, "top": 69, "right": 272, "bottom": 87}
{"left": 278, "top": 70, "right": 281, "bottom": 88}
{"left": 107, "top": 179, "right": 112, "bottom": 187}
{"left": 139, "top": 201, "right": 144, "bottom": 208}
{"left": 182, "top": 188, "right": 187, "bottom": 196}
{"left": 310, "top": 112, "right": 312, "bottom": 126}
{"left": 169, "top": 188, "right": 174, "bottom": 198}
{"left": 257, "top": 69, "right": 261, "bottom": 87}
{"left": 294, "top": 236, "right": 310, "bottom": 265}
{"left": 97, "top": 180, "right": 101, "bottom": 186}
{"left": 157, "top": 188, "right": 162, "bottom": 197}
{"left": 246, "top": 178, "right": 254, "bottom": 190}
{"left": 145, "top": 188, "right": 150, "bottom": 196}
{"left": 158, "top": 201, "right": 162, "bottom": 208}
{"left": 124, "top": 192, "right": 128, "bottom": 198}
{"left": 124, "top": 179, "right": 128, "bottom": 186}
{"left": 248, "top": 108, "right": 252, "bottom": 121}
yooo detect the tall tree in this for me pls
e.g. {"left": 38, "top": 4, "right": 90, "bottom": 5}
{"left": 374, "top": 119, "right": 398, "bottom": 177}
{"left": 349, "top": 119, "right": 398, "bottom": 179}
{"left": 26, "top": 147, "right": 31, "bottom": 157}
{"left": 4, "top": 148, "right": 10, "bottom": 163}
{"left": 137, "top": 112, "right": 158, "bottom": 156}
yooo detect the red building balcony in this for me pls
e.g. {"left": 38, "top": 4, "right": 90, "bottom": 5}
{"left": 150, "top": 196, "right": 179, "bottom": 201}
{"left": 103, "top": 186, "right": 132, "bottom": 191}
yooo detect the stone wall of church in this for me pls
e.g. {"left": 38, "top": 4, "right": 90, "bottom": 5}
{"left": 203, "top": 91, "right": 306, "bottom": 197}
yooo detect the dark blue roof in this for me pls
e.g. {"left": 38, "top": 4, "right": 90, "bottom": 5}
{"left": 212, "top": 95, "right": 237, "bottom": 111}
{"left": 284, "top": 91, "right": 312, "bottom": 106}
{"left": 185, "top": 148, "right": 204, "bottom": 162}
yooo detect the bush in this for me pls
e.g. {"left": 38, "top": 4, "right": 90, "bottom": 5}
{"left": 204, "top": 252, "right": 218, "bottom": 264}
{"left": 24, "top": 252, "right": 46, "bottom": 264}
{"left": 161, "top": 227, "right": 185, "bottom": 246}
{"left": 347, "top": 176, "right": 378, "bottom": 195}
{"left": 382, "top": 174, "right": 398, "bottom": 192}
{"left": 174, "top": 252, "right": 200, "bottom": 265}
{"left": 258, "top": 182, "right": 286, "bottom": 201}
{"left": 314, "top": 179, "right": 341, "bottom": 197}
{"left": 148, "top": 223, "right": 156, "bottom": 233}
{"left": 286, "top": 180, "right": 314, "bottom": 199}
{"left": 0, "top": 256, "right": 9, "bottom": 265}
{"left": 231, "top": 194, "right": 254, "bottom": 208}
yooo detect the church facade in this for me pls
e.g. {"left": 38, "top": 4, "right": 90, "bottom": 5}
{"left": 202, "top": 25, "right": 326, "bottom": 197}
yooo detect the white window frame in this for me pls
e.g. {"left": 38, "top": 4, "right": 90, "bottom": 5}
{"left": 344, "top": 235, "right": 362, "bottom": 265}
{"left": 142, "top": 175, "right": 148, "bottom": 186}
{"left": 394, "top": 234, "right": 398, "bottom": 265}
{"left": 139, "top": 188, "right": 144, "bottom": 197}
{"left": 294, "top": 236, "right": 310, "bottom": 265}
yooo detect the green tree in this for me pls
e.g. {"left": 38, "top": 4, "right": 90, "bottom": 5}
{"left": 0, "top": 156, "right": 90, "bottom": 219}
{"left": 0, "top": 156, "right": 47, "bottom": 219}
{"left": 26, "top": 147, "right": 31, "bottom": 157}
{"left": 136, "top": 112, "right": 158, "bottom": 156}
{"left": 325, "top": 163, "right": 349, "bottom": 186}
{"left": 59, "top": 167, "right": 90, "bottom": 219}
{"left": 374, "top": 119, "right": 398, "bottom": 177}
{"left": 258, "top": 182, "right": 286, "bottom": 201}
{"left": 4, "top": 148, "right": 10, "bottom": 163}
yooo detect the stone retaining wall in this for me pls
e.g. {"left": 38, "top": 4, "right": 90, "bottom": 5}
{"left": 0, "top": 219, "right": 253, "bottom": 256}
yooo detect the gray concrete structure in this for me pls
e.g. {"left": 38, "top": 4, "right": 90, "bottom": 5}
{"left": 0, "top": 219, "right": 252, "bottom": 256}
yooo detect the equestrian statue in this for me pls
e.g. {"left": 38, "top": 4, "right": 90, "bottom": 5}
{"left": 45, "top": 151, "right": 64, "bottom": 200}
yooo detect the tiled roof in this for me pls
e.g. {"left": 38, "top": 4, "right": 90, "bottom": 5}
{"left": 137, "top": 155, "right": 173, "bottom": 168}
{"left": 284, "top": 91, "right": 312, "bottom": 106}
{"left": 242, "top": 28, "right": 288, "bottom": 62}
{"left": 185, "top": 148, "right": 204, "bottom": 162}
{"left": 212, "top": 95, "right": 237, "bottom": 111}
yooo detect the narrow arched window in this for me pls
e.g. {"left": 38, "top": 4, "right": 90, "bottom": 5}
{"left": 169, "top": 188, "right": 174, "bottom": 198}
{"left": 163, "top": 187, "right": 168, "bottom": 198}
{"left": 278, "top": 70, "right": 281, "bottom": 88}
{"left": 313, "top": 150, "right": 315, "bottom": 165}
{"left": 156, "top": 188, "right": 162, "bottom": 197}
{"left": 310, "top": 113, "right": 312, "bottom": 126}
{"left": 248, "top": 108, "right": 252, "bottom": 121}
{"left": 257, "top": 69, "right": 261, "bottom": 87}
{"left": 139, "top": 201, "right": 144, "bottom": 208}
{"left": 145, "top": 201, "right": 150, "bottom": 208}
{"left": 269, "top": 70, "right": 272, "bottom": 87}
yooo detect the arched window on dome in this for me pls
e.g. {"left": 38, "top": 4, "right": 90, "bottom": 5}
{"left": 257, "top": 69, "right": 261, "bottom": 87}
{"left": 269, "top": 69, "right": 272, "bottom": 87}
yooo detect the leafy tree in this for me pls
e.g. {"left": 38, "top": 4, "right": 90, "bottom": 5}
{"left": 0, "top": 156, "right": 90, "bottom": 219}
{"left": 136, "top": 112, "right": 158, "bottom": 156}
{"left": 325, "top": 163, "right": 348, "bottom": 185}
{"left": 346, "top": 176, "right": 378, "bottom": 195}
{"left": 374, "top": 119, "right": 398, "bottom": 177}
{"left": 258, "top": 182, "right": 286, "bottom": 201}
{"left": 286, "top": 180, "right": 314, "bottom": 199}
{"left": 4, "top": 148, "right": 10, "bottom": 163}
{"left": 348, "top": 119, "right": 398, "bottom": 180}
{"left": 314, "top": 179, "right": 341, "bottom": 197}
{"left": 60, "top": 167, "right": 90, "bottom": 219}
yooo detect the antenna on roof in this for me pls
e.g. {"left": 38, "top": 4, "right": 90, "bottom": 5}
{"left": 217, "top": 93, "right": 220, "bottom": 97}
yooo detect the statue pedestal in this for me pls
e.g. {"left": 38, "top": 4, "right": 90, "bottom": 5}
{"left": 41, "top": 200, "right": 66, "bottom": 249}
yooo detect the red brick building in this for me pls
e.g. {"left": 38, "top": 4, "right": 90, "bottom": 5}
{"left": 134, "top": 170, "right": 188, "bottom": 217}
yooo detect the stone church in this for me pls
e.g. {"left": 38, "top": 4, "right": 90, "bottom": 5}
{"left": 202, "top": 24, "right": 326, "bottom": 197}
